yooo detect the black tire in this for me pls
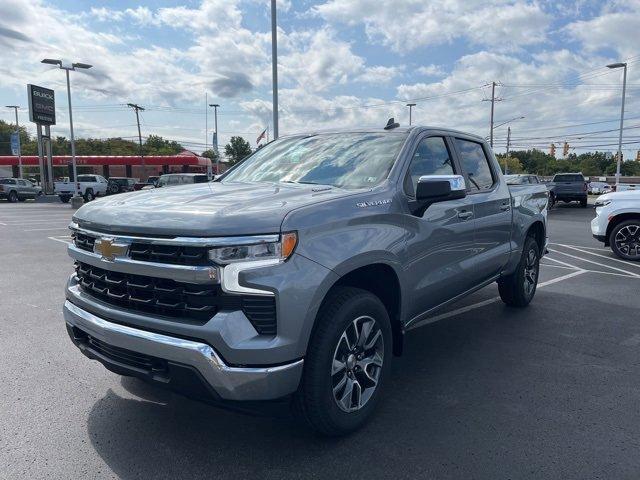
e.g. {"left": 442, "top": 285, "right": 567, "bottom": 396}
{"left": 580, "top": 198, "right": 588, "bottom": 208}
{"left": 7, "top": 190, "right": 18, "bottom": 203}
{"left": 293, "top": 287, "right": 392, "bottom": 436}
{"left": 609, "top": 220, "right": 640, "bottom": 261}
{"left": 84, "top": 189, "right": 95, "bottom": 202}
{"left": 18, "top": 196, "right": 27, "bottom": 202}
{"left": 107, "top": 183, "right": 120, "bottom": 195}
{"left": 498, "top": 236, "right": 540, "bottom": 308}
{"left": 548, "top": 194, "right": 555, "bottom": 209}
{"left": 59, "top": 195, "right": 71, "bottom": 203}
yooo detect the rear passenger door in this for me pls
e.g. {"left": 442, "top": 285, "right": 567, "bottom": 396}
{"left": 452, "top": 138, "right": 512, "bottom": 281}
{"left": 402, "top": 135, "right": 478, "bottom": 318}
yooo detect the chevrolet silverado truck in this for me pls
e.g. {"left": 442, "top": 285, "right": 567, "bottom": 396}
{"left": 55, "top": 174, "right": 109, "bottom": 203}
{"left": 63, "top": 126, "right": 548, "bottom": 435}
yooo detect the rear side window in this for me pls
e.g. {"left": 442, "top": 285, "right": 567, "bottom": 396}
{"left": 1, "top": 179, "right": 16, "bottom": 184}
{"left": 404, "top": 136, "right": 454, "bottom": 196}
{"left": 553, "top": 174, "right": 584, "bottom": 182}
{"left": 194, "top": 175, "right": 208, "bottom": 183}
{"left": 454, "top": 139, "right": 494, "bottom": 191}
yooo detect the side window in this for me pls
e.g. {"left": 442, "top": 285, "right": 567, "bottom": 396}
{"left": 18, "top": 180, "right": 27, "bottom": 186}
{"left": 454, "top": 139, "right": 494, "bottom": 192}
{"left": 404, "top": 136, "right": 455, "bottom": 197}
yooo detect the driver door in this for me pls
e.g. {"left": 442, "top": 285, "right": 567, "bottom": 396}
{"left": 402, "top": 135, "right": 477, "bottom": 321}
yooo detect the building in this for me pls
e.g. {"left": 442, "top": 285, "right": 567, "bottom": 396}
{"left": 0, "top": 150, "right": 214, "bottom": 181}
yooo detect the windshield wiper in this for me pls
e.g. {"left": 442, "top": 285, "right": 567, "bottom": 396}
{"left": 281, "top": 180, "right": 325, "bottom": 186}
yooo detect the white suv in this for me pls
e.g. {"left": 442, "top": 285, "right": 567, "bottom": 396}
{"left": 591, "top": 190, "right": 640, "bottom": 261}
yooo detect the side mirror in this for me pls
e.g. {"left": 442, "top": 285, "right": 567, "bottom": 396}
{"left": 416, "top": 175, "right": 467, "bottom": 204}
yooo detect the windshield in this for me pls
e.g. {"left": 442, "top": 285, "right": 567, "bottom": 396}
{"left": 222, "top": 132, "right": 408, "bottom": 189}
{"left": 554, "top": 174, "right": 584, "bottom": 182}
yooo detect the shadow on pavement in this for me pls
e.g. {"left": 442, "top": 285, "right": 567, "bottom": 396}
{"left": 86, "top": 291, "right": 640, "bottom": 480}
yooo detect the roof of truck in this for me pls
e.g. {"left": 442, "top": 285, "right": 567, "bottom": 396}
{"left": 280, "top": 126, "right": 486, "bottom": 141}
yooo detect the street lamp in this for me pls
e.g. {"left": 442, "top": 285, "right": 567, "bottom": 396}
{"left": 406, "top": 103, "right": 416, "bottom": 126}
{"left": 42, "top": 58, "right": 92, "bottom": 198}
{"left": 209, "top": 104, "right": 220, "bottom": 174}
{"left": 607, "top": 62, "right": 627, "bottom": 187}
{"left": 5, "top": 105, "right": 22, "bottom": 178}
{"left": 271, "top": 0, "right": 279, "bottom": 140}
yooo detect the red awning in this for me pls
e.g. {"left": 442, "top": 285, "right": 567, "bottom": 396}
{"left": 0, "top": 150, "right": 211, "bottom": 167}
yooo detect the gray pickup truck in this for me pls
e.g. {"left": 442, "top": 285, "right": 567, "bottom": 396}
{"left": 63, "top": 126, "right": 548, "bottom": 435}
{"left": 547, "top": 173, "right": 588, "bottom": 207}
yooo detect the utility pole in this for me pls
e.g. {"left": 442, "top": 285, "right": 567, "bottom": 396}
{"left": 6, "top": 105, "right": 22, "bottom": 178}
{"left": 607, "top": 62, "right": 627, "bottom": 187}
{"left": 205, "top": 92, "right": 208, "bottom": 154}
{"left": 271, "top": 0, "right": 279, "bottom": 139}
{"left": 489, "top": 81, "right": 496, "bottom": 148}
{"left": 127, "top": 103, "right": 145, "bottom": 177}
{"left": 406, "top": 103, "right": 416, "bottom": 126}
{"left": 505, "top": 126, "right": 511, "bottom": 175}
{"left": 209, "top": 103, "right": 220, "bottom": 174}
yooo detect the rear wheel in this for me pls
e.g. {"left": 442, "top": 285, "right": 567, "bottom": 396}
{"left": 499, "top": 236, "right": 540, "bottom": 307}
{"left": 7, "top": 190, "right": 18, "bottom": 203}
{"left": 580, "top": 198, "right": 588, "bottom": 208}
{"left": 293, "top": 287, "right": 391, "bottom": 436}
{"left": 59, "top": 195, "right": 71, "bottom": 203}
{"left": 548, "top": 193, "right": 555, "bottom": 209}
{"left": 18, "top": 196, "right": 27, "bottom": 202}
{"left": 610, "top": 220, "right": 640, "bottom": 261}
{"left": 84, "top": 189, "right": 95, "bottom": 202}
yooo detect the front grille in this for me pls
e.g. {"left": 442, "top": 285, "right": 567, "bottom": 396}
{"left": 74, "top": 262, "right": 277, "bottom": 334}
{"left": 74, "top": 327, "right": 166, "bottom": 373}
{"left": 73, "top": 232, "right": 95, "bottom": 253}
{"left": 129, "top": 243, "right": 210, "bottom": 266}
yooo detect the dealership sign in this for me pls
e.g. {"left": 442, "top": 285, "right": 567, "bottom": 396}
{"left": 10, "top": 132, "right": 20, "bottom": 155}
{"left": 27, "top": 84, "right": 56, "bottom": 125}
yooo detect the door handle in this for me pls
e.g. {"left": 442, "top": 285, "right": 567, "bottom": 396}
{"left": 500, "top": 203, "right": 511, "bottom": 211}
{"left": 457, "top": 211, "right": 473, "bottom": 220}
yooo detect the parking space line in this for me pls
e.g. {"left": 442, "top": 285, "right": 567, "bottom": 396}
{"left": 24, "top": 227, "right": 71, "bottom": 232}
{"left": 543, "top": 255, "right": 582, "bottom": 269}
{"left": 551, "top": 243, "right": 611, "bottom": 253}
{"left": 554, "top": 243, "right": 640, "bottom": 269}
{"left": 548, "top": 248, "right": 640, "bottom": 278}
{"left": 47, "top": 236, "right": 72, "bottom": 245}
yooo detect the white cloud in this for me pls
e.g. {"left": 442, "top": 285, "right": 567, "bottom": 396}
{"left": 417, "top": 64, "right": 446, "bottom": 77}
{"left": 313, "top": 0, "right": 551, "bottom": 52}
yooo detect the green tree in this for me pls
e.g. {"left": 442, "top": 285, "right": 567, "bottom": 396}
{"left": 143, "top": 135, "right": 183, "bottom": 155}
{"left": 0, "top": 120, "right": 31, "bottom": 156}
{"left": 200, "top": 149, "right": 220, "bottom": 162}
{"left": 495, "top": 154, "right": 524, "bottom": 173}
{"left": 224, "top": 136, "right": 252, "bottom": 165}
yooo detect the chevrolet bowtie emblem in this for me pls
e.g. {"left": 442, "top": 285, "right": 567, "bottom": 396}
{"left": 94, "top": 238, "right": 128, "bottom": 261}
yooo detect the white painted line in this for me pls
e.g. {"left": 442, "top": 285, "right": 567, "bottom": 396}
{"left": 47, "top": 236, "right": 72, "bottom": 245}
{"left": 542, "top": 263, "right": 638, "bottom": 278}
{"left": 548, "top": 248, "right": 640, "bottom": 278}
{"left": 1, "top": 220, "right": 70, "bottom": 225}
{"left": 555, "top": 243, "right": 640, "bottom": 269}
{"left": 543, "top": 255, "right": 582, "bottom": 270}
{"left": 408, "top": 269, "right": 588, "bottom": 330}
{"left": 0, "top": 222, "right": 6, "bottom": 225}
{"left": 538, "top": 269, "right": 587, "bottom": 287}
{"left": 550, "top": 243, "right": 611, "bottom": 253}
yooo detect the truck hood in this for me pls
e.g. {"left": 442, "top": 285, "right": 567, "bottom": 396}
{"left": 72, "top": 181, "right": 354, "bottom": 236}
{"left": 597, "top": 190, "right": 640, "bottom": 203}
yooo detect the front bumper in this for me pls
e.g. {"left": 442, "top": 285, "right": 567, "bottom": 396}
{"left": 63, "top": 300, "right": 303, "bottom": 401}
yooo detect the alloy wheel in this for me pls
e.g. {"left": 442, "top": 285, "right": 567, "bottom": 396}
{"left": 331, "top": 315, "right": 384, "bottom": 413}
{"left": 615, "top": 224, "right": 640, "bottom": 259}
{"left": 523, "top": 248, "right": 539, "bottom": 297}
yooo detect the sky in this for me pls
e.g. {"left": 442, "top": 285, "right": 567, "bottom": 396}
{"left": 0, "top": 0, "right": 638, "bottom": 159}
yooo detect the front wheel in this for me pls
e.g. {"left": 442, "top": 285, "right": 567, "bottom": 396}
{"left": 293, "top": 287, "right": 392, "bottom": 436}
{"left": 499, "top": 236, "right": 540, "bottom": 307}
{"left": 7, "top": 190, "right": 18, "bottom": 203}
{"left": 610, "top": 220, "right": 640, "bottom": 261}
{"left": 84, "top": 189, "right": 95, "bottom": 202}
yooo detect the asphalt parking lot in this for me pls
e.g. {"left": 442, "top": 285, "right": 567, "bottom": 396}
{"left": 1, "top": 200, "right": 640, "bottom": 479}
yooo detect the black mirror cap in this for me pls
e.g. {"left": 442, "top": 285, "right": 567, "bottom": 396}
{"left": 416, "top": 175, "right": 467, "bottom": 203}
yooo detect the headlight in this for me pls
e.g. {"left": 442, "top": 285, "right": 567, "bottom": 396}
{"left": 208, "top": 232, "right": 297, "bottom": 264}
{"left": 594, "top": 200, "right": 611, "bottom": 208}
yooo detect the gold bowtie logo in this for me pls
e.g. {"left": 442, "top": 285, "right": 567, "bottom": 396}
{"left": 94, "top": 238, "right": 128, "bottom": 261}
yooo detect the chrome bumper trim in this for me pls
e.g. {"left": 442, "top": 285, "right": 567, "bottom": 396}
{"left": 67, "top": 243, "right": 219, "bottom": 284}
{"left": 64, "top": 301, "right": 303, "bottom": 401}
{"left": 69, "top": 222, "right": 279, "bottom": 247}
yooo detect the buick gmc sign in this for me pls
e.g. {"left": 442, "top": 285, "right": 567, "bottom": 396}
{"left": 28, "top": 84, "right": 56, "bottom": 125}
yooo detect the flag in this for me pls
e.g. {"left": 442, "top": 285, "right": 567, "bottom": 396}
{"left": 256, "top": 128, "right": 267, "bottom": 145}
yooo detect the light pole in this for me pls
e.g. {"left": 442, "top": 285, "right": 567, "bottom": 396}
{"left": 406, "top": 103, "right": 416, "bottom": 126}
{"left": 209, "top": 103, "right": 220, "bottom": 174}
{"left": 42, "top": 59, "right": 92, "bottom": 197}
{"left": 271, "top": 0, "right": 279, "bottom": 139}
{"left": 127, "top": 103, "right": 145, "bottom": 177}
{"left": 607, "top": 62, "right": 627, "bottom": 187}
{"left": 5, "top": 105, "right": 22, "bottom": 178}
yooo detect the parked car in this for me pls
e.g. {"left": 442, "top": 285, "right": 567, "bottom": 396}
{"left": 107, "top": 177, "right": 137, "bottom": 195}
{"left": 63, "top": 125, "right": 548, "bottom": 436}
{"left": 504, "top": 174, "right": 542, "bottom": 185}
{"left": 133, "top": 176, "right": 160, "bottom": 191}
{"left": 0, "top": 178, "right": 40, "bottom": 202}
{"left": 615, "top": 184, "right": 638, "bottom": 192}
{"left": 592, "top": 190, "right": 640, "bottom": 261}
{"left": 55, "top": 175, "right": 109, "bottom": 203}
{"left": 588, "top": 181, "right": 609, "bottom": 195}
{"left": 155, "top": 173, "right": 209, "bottom": 188}
{"left": 547, "top": 173, "right": 588, "bottom": 207}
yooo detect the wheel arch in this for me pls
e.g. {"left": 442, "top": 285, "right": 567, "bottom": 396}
{"left": 320, "top": 263, "right": 404, "bottom": 357}
{"left": 526, "top": 220, "right": 546, "bottom": 255}
{"left": 605, "top": 212, "right": 640, "bottom": 244}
